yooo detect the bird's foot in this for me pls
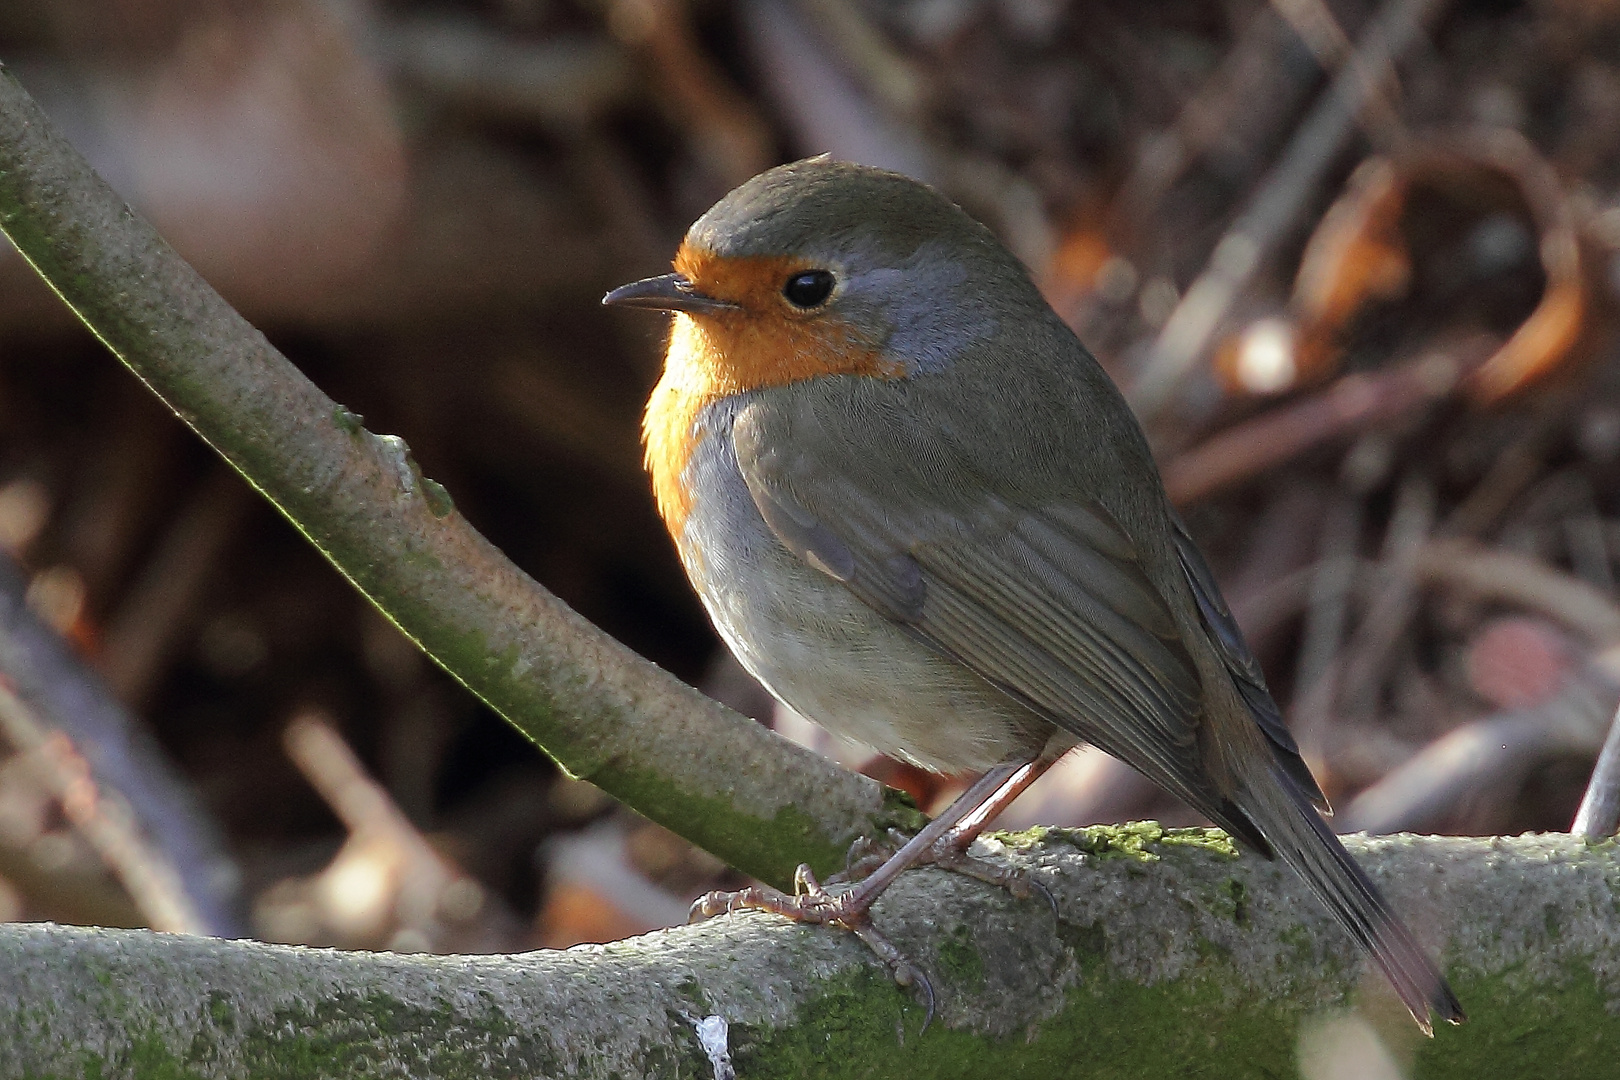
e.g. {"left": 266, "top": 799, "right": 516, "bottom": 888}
{"left": 922, "top": 838, "right": 1057, "bottom": 915}
{"left": 833, "top": 827, "right": 1053, "bottom": 912}
{"left": 828, "top": 829, "right": 911, "bottom": 885}
{"left": 688, "top": 862, "right": 846, "bottom": 924}
{"left": 689, "top": 863, "right": 936, "bottom": 1028}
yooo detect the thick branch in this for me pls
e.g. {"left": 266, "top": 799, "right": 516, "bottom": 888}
{"left": 0, "top": 64, "right": 923, "bottom": 890}
{"left": 2, "top": 831, "right": 1616, "bottom": 1077}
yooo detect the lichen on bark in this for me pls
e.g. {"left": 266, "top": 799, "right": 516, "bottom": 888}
{"left": 1, "top": 832, "right": 1617, "bottom": 1079}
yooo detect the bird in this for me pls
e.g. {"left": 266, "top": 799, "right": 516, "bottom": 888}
{"left": 603, "top": 157, "right": 1464, "bottom": 1033}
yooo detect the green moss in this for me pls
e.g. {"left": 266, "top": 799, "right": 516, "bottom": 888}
{"left": 1411, "top": 961, "right": 1620, "bottom": 1080}
{"left": 1191, "top": 933, "right": 1232, "bottom": 967}
{"left": 421, "top": 478, "right": 455, "bottom": 518}
{"left": 1219, "top": 878, "right": 1249, "bottom": 926}
{"left": 207, "top": 993, "right": 234, "bottom": 1033}
{"left": 937, "top": 924, "right": 986, "bottom": 993}
{"left": 233, "top": 989, "right": 567, "bottom": 1079}
{"left": 738, "top": 954, "right": 1301, "bottom": 1079}
{"left": 1160, "top": 827, "right": 1241, "bottom": 859}
{"left": 1276, "top": 923, "right": 1318, "bottom": 960}
{"left": 1052, "top": 821, "right": 1162, "bottom": 860}
{"left": 127, "top": 1032, "right": 209, "bottom": 1080}
{"left": 882, "top": 785, "right": 926, "bottom": 828}
{"left": 728, "top": 935, "right": 1620, "bottom": 1080}
{"left": 331, "top": 405, "right": 365, "bottom": 435}
{"left": 20, "top": 986, "right": 597, "bottom": 1080}
{"left": 1038, "top": 823, "right": 1242, "bottom": 866}
{"left": 992, "top": 825, "right": 1060, "bottom": 850}
{"left": 1056, "top": 918, "right": 1109, "bottom": 978}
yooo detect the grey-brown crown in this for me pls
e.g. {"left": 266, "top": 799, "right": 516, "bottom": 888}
{"left": 685, "top": 158, "right": 1007, "bottom": 267}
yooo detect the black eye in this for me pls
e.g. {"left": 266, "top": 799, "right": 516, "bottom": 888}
{"left": 782, "top": 269, "right": 835, "bottom": 308}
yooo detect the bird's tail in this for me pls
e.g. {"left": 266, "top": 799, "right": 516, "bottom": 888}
{"left": 1241, "top": 763, "right": 1465, "bottom": 1034}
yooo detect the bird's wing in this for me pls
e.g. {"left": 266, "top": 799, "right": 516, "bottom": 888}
{"left": 1168, "top": 510, "right": 1328, "bottom": 810}
{"left": 732, "top": 396, "right": 1261, "bottom": 837}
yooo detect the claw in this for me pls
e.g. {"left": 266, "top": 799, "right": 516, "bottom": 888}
{"left": 1029, "top": 876, "right": 1058, "bottom": 917}
{"left": 690, "top": 825, "right": 1043, "bottom": 1043}
{"left": 834, "top": 833, "right": 904, "bottom": 885}
{"left": 915, "top": 967, "right": 937, "bottom": 1035}
{"left": 891, "top": 957, "right": 936, "bottom": 1033}
{"left": 793, "top": 863, "right": 822, "bottom": 898}
{"left": 921, "top": 834, "right": 1053, "bottom": 917}
{"left": 842, "top": 913, "right": 936, "bottom": 1033}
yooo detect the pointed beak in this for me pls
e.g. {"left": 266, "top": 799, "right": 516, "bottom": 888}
{"left": 601, "top": 273, "right": 738, "bottom": 314}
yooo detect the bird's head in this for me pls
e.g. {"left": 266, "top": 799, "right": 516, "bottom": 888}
{"left": 605, "top": 158, "right": 1041, "bottom": 395}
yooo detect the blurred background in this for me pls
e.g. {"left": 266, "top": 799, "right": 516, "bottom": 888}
{"left": 0, "top": 0, "right": 1616, "bottom": 956}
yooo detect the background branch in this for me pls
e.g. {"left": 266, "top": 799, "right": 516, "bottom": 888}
{"left": 0, "top": 546, "right": 242, "bottom": 934}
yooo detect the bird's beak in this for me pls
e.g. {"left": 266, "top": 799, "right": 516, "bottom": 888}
{"left": 601, "top": 273, "right": 738, "bottom": 314}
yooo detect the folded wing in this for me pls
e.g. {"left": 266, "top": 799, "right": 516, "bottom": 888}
{"left": 733, "top": 401, "right": 1272, "bottom": 851}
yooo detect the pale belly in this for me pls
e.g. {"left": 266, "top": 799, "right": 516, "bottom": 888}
{"left": 678, "top": 409, "right": 1052, "bottom": 774}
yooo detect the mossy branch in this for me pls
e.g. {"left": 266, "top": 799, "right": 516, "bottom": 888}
{"left": 0, "top": 63, "right": 924, "bottom": 891}
{"left": 2, "top": 831, "right": 1617, "bottom": 1078}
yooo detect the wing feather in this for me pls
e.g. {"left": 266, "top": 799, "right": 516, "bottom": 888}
{"left": 733, "top": 402, "right": 1221, "bottom": 812}
{"left": 1169, "top": 511, "right": 1328, "bottom": 810}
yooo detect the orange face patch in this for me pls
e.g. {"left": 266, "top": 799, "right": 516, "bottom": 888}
{"left": 643, "top": 243, "right": 904, "bottom": 542}
{"left": 669, "top": 245, "right": 903, "bottom": 393}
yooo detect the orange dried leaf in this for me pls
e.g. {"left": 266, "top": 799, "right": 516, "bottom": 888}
{"left": 1470, "top": 270, "right": 1586, "bottom": 405}
{"left": 1041, "top": 226, "right": 1114, "bottom": 312}
{"left": 537, "top": 880, "right": 651, "bottom": 949}
{"left": 1289, "top": 158, "right": 1412, "bottom": 384}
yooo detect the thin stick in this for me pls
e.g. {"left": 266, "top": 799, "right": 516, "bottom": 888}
{"left": 1573, "top": 704, "right": 1620, "bottom": 839}
{"left": 1128, "top": 0, "right": 1448, "bottom": 419}
{"left": 1339, "top": 472, "right": 1435, "bottom": 718}
{"left": 0, "top": 549, "right": 242, "bottom": 934}
{"left": 1161, "top": 347, "right": 1471, "bottom": 505}
{"left": 1268, "top": 0, "right": 1406, "bottom": 147}
{"left": 1289, "top": 493, "right": 1362, "bottom": 763}
{"left": 1343, "top": 674, "right": 1616, "bottom": 835}
{"left": 0, "top": 680, "right": 205, "bottom": 933}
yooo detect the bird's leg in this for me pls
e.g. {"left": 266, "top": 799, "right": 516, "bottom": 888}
{"left": 688, "top": 761, "right": 1045, "bottom": 1014}
{"left": 690, "top": 761, "right": 1026, "bottom": 922}
{"left": 913, "top": 755, "right": 1060, "bottom": 904}
{"left": 834, "top": 756, "right": 1062, "bottom": 894}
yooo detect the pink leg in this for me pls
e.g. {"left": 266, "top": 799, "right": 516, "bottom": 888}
{"left": 934, "top": 754, "right": 1058, "bottom": 854}
{"left": 690, "top": 759, "right": 1032, "bottom": 926}
{"left": 688, "top": 755, "right": 1062, "bottom": 1020}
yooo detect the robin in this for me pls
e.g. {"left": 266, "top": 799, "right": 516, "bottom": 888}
{"left": 604, "top": 157, "right": 1463, "bottom": 1032}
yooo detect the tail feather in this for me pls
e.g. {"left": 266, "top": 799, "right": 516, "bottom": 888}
{"left": 1244, "top": 764, "right": 1465, "bottom": 1033}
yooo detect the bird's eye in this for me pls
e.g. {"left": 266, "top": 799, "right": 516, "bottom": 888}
{"left": 782, "top": 270, "right": 836, "bottom": 308}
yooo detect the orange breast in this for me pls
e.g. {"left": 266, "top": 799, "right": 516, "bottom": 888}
{"left": 642, "top": 244, "right": 905, "bottom": 548}
{"left": 642, "top": 323, "right": 712, "bottom": 549}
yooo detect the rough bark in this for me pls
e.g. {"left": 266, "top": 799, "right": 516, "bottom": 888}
{"left": 2, "top": 829, "right": 1617, "bottom": 1078}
